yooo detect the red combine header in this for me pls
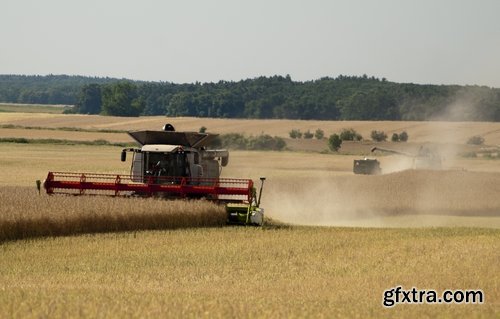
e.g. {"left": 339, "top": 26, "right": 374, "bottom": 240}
{"left": 44, "top": 172, "right": 254, "bottom": 201}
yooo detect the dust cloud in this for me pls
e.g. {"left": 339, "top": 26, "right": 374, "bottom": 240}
{"left": 432, "top": 87, "right": 497, "bottom": 122}
{"left": 261, "top": 91, "right": 500, "bottom": 227}
{"left": 379, "top": 156, "right": 415, "bottom": 174}
{"left": 263, "top": 170, "right": 500, "bottom": 228}
{"left": 376, "top": 88, "right": 497, "bottom": 175}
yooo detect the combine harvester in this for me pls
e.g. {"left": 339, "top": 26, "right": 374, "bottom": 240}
{"left": 43, "top": 125, "right": 266, "bottom": 226}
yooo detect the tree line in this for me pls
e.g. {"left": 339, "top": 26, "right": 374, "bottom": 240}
{"left": 1, "top": 74, "right": 499, "bottom": 121}
{"left": 0, "top": 74, "right": 119, "bottom": 105}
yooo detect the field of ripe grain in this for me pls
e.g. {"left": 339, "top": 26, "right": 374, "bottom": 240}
{"left": 2, "top": 143, "right": 500, "bottom": 230}
{"left": 0, "top": 187, "right": 225, "bottom": 242}
{"left": 0, "top": 143, "right": 353, "bottom": 187}
{"left": 1, "top": 112, "right": 500, "bottom": 317}
{"left": 0, "top": 227, "right": 498, "bottom": 318}
{"left": 2, "top": 113, "right": 500, "bottom": 145}
{"left": 0, "top": 144, "right": 130, "bottom": 187}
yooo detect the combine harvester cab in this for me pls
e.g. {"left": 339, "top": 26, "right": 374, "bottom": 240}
{"left": 43, "top": 125, "right": 265, "bottom": 226}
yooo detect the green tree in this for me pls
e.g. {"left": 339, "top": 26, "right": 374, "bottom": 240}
{"left": 328, "top": 134, "right": 342, "bottom": 151}
{"left": 391, "top": 133, "right": 400, "bottom": 142}
{"left": 371, "top": 130, "right": 387, "bottom": 142}
{"left": 339, "top": 128, "right": 362, "bottom": 141}
{"left": 338, "top": 88, "right": 399, "bottom": 120}
{"left": 303, "top": 130, "right": 314, "bottom": 139}
{"left": 467, "top": 135, "right": 485, "bottom": 145}
{"left": 248, "top": 134, "right": 286, "bottom": 151}
{"left": 399, "top": 131, "right": 409, "bottom": 142}
{"left": 101, "top": 82, "right": 144, "bottom": 116}
{"left": 76, "top": 84, "right": 101, "bottom": 114}
{"left": 314, "top": 129, "right": 324, "bottom": 140}
{"left": 289, "top": 129, "right": 302, "bottom": 139}
{"left": 166, "top": 92, "right": 194, "bottom": 116}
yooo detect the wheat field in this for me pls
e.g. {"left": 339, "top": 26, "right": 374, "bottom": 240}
{"left": 2, "top": 143, "right": 500, "bottom": 229}
{"left": 0, "top": 226, "right": 498, "bottom": 318}
{"left": 0, "top": 187, "right": 225, "bottom": 242}
{"left": 1, "top": 112, "right": 500, "bottom": 317}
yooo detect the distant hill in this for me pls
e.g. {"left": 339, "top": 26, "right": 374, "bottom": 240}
{"left": 0, "top": 74, "right": 499, "bottom": 121}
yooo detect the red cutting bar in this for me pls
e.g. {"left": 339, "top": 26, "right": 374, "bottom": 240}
{"left": 43, "top": 172, "right": 253, "bottom": 202}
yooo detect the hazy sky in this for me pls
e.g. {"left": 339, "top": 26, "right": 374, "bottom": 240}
{"left": 1, "top": 0, "right": 499, "bottom": 87}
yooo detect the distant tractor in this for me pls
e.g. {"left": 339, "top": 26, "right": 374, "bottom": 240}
{"left": 353, "top": 158, "right": 382, "bottom": 175}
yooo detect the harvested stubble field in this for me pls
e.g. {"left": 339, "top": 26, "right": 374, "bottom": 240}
{"left": 1, "top": 112, "right": 500, "bottom": 317}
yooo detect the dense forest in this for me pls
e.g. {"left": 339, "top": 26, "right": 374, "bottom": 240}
{"left": 1, "top": 74, "right": 499, "bottom": 121}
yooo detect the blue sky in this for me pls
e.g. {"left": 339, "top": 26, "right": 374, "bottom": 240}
{"left": 1, "top": 0, "right": 499, "bottom": 86}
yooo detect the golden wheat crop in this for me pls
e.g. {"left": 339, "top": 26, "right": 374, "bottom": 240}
{"left": 0, "top": 187, "right": 226, "bottom": 241}
{"left": 1, "top": 226, "right": 498, "bottom": 318}
{"left": 1, "top": 114, "right": 500, "bottom": 318}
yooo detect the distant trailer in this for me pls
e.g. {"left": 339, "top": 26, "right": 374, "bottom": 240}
{"left": 353, "top": 159, "right": 382, "bottom": 175}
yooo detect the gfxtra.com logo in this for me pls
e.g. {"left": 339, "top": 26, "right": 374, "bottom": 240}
{"left": 383, "top": 286, "right": 484, "bottom": 307}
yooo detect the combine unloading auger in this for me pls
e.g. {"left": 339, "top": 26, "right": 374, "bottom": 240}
{"left": 370, "top": 147, "right": 414, "bottom": 157}
{"left": 371, "top": 146, "right": 442, "bottom": 170}
{"left": 42, "top": 126, "right": 266, "bottom": 226}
